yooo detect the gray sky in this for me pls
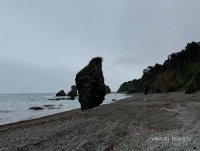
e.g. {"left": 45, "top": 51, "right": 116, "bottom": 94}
{"left": 1, "top": 0, "right": 200, "bottom": 94}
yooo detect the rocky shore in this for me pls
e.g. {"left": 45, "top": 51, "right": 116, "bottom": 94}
{"left": 0, "top": 92, "right": 200, "bottom": 151}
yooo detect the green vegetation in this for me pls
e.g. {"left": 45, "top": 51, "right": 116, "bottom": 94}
{"left": 118, "top": 81, "right": 132, "bottom": 92}
{"left": 76, "top": 57, "right": 103, "bottom": 77}
{"left": 118, "top": 42, "right": 200, "bottom": 93}
{"left": 181, "top": 62, "right": 200, "bottom": 89}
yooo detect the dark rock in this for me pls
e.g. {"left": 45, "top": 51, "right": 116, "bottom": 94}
{"left": 29, "top": 107, "right": 43, "bottom": 110}
{"left": 185, "top": 70, "right": 200, "bottom": 94}
{"left": 75, "top": 57, "right": 106, "bottom": 111}
{"left": 112, "top": 99, "right": 116, "bottom": 102}
{"left": 105, "top": 85, "right": 111, "bottom": 94}
{"left": 67, "top": 85, "right": 78, "bottom": 97}
{"left": 56, "top": 90, "right": 66, "bottom": 96}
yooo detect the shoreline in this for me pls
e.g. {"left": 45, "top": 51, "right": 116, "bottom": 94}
{"left": 0, "top": 108, "right": 81, "bottom": 131}
{"left": 1, "top": 92, "right": 200, "bottom": 150}
{"left": 0, "top": 93, "right": 131, "bottom": 129}
{"left": 0, "top": 92, "right": 129, "bottom": 126}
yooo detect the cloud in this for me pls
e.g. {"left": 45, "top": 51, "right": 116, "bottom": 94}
{"left": 0, "top": 0, "right": 200, "bottom": 93}
{"left": 115, "top": 56, "right": 145, "bottom": 66}
{"left": 0, "top": 60, "right": 76, "bottom": 94}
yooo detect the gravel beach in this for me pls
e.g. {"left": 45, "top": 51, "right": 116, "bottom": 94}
{"left": 0, "top": 92, "right": 200, "bottom": 151}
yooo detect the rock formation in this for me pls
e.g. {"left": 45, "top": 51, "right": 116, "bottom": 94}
{"left": 67, "top": 85, "right": 78, "bottom": 97}
{"left": 105, "top": 85, "right": 111, "bottom": 94}
{"left": 56, "top": 90, "right": 66, "bottom": 96}
{"left": 75, "top": 57, "right": 106, "bottom": 111}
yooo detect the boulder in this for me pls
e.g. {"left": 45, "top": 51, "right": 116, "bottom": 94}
{"left": 75, "top": 57, "right": 106, "bottom": 111}
{"left": 67, "top": 85, "right": 78, "bottom": 97}
{"left": 56, "top": 90, "right": 66, "bottom": 96}
{"left": 105, "top": 85, "right": 111, "bottom": 94}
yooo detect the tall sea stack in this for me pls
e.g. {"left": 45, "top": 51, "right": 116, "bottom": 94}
{"left": 75, "top": 57, "right": 106, "bottom": 111}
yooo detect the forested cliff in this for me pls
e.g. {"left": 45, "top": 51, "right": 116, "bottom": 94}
{"left": 118, "top": 42, "right": 200, "bottom": 94}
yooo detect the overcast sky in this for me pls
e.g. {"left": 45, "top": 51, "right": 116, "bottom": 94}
{"left": 1, "top": 0, "right": 200, "bottom": 94}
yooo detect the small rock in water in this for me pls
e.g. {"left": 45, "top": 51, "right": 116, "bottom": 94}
{"left": 56, "top": 90, "right": 66, "bottom": 96}
{"left": 29, "top": 107, "right": 43, "bottom": 110}
{"left": 112, "top": 99, "right": 116, "bottom": 102}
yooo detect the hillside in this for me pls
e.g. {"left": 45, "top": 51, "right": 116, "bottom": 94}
{"left": 118, "top": 42, "right": 200, "bottom": 94}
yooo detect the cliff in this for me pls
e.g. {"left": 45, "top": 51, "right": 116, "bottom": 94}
{"left": 118, "top": 42, "right": 200, "bottom": 93}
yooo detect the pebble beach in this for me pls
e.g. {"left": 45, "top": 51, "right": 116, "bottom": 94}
{"left": 1, "top": 92, "right": 200, "bottom": 151}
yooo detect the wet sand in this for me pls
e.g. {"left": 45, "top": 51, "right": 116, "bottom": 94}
{"left": 0, "top": 92, "right": 200, "bottom": 151}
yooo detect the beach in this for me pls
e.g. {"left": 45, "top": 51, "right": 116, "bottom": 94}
{"left": 0, "top": 92, "right": 200, "bottom": 151}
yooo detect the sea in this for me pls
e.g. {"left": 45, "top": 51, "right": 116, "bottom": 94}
{"left": 0, "top": 93, "right": 129, "bottom": 125}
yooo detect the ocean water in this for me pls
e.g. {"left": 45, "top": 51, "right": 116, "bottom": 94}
{"left": 0, "top": 93, "right": 129, "bottom": 125}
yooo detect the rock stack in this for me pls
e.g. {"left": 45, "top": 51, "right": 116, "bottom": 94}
{"left": 67, "top": 85, "right": 78, "bottom": 97}
{"left": 75, "top": 57, "right": 106, "bottom": 111}
{"left": 105, "top": 85, "right": 111, "bottom": 94}
{"left": 56, "top": 90, "right": 66, "bottom": 96}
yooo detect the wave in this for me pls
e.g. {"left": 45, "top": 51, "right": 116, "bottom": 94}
{"left": 0, "top": 110, "right": 13, "bottom": 113}
{"left": 0, "top": 95, "right": 10, "bottom": 97}
{"left": 43, "top": 95, "right": 53, "bottom": 98}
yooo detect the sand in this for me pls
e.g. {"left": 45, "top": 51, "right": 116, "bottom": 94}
{"left": 0, "top": 92, "right": 200, "bottom": 151}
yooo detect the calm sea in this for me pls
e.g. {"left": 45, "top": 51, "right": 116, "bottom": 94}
{"left": 0, "top": 93, "right": 129, "bottom": 125}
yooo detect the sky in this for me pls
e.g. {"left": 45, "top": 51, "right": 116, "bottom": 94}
{"left": 1, "top": 0, "right": 200, "bottom": 94}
